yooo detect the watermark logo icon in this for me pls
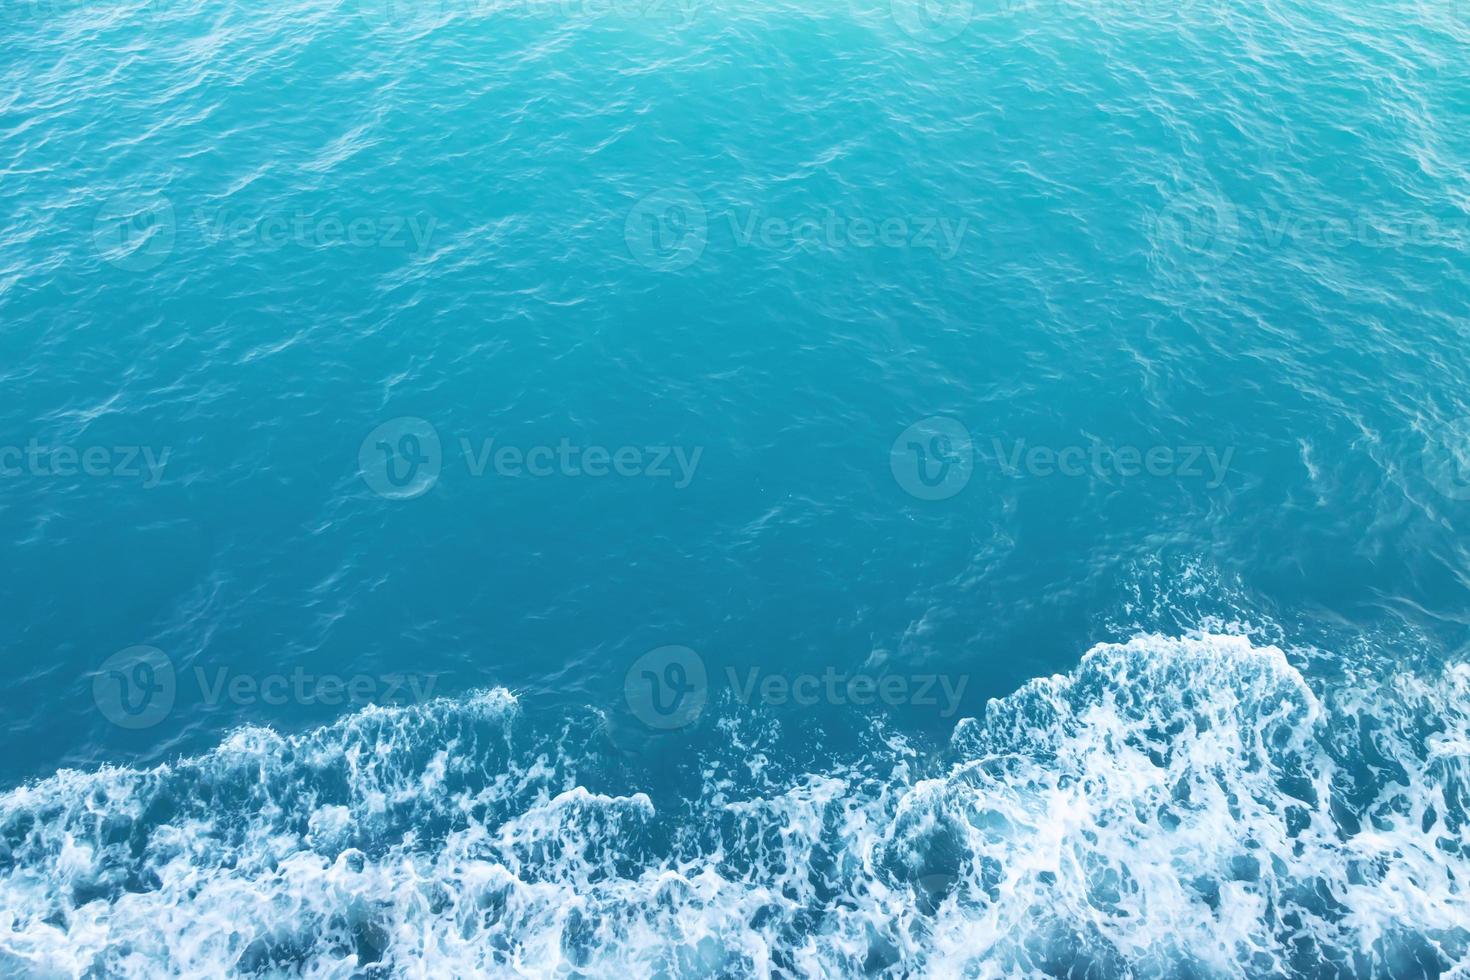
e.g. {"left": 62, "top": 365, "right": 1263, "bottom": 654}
{"left": 1151, "top": 190, "right": 1241, "bottom": 269}
{"left": 891, "top": 0, "right": 973, "bottom": 42}
{"left": 358, "top": 0, "right": 441, "bottom": 29}
{"left": 625, "top": 188, "right": 708, "bottom": 272}
{"left": 359, "top": 417, "right": 443, "bottom": 499}
{"left": 624, "top": 645, "right": 707, "bottom": 730}
{"left": 1423, "top": 417, "right": 1470, "bottom": 501}
{"left": 93, "top": 646, "right": 176, "bottom": 729}
{"left": 891, "top": 416, "right": 974, "bottom": 500}
{"left": 93, "top": 194, "right": 177, "bottom": 272}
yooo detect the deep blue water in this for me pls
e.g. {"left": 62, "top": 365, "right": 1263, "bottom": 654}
{"left": 2, "top": 0, "right": 1470, "bottom": 974}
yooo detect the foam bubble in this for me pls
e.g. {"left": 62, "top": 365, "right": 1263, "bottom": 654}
{"left": 2, "top": 638, "right": 1467, "bottom": 976}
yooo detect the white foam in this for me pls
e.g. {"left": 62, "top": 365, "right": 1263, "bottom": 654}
{"left": 2, "top": 637, "right": 1467, "bottom": 976}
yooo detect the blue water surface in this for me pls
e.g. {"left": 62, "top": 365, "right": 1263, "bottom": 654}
{"left": 2, "top": 0, "right": 1469, "bottom": 974}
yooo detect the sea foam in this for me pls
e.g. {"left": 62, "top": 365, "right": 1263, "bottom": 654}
{"left": 2, "top": 636, "right": 1467, "bottom": 977}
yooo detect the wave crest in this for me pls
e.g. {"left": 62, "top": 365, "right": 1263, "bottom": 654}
{"left": 3, "top": 637, "right": 1468, "bottom": 977}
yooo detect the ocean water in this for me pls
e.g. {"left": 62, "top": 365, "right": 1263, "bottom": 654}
{"left": 3, "top": 0, "right": 1470, "bottom": 974}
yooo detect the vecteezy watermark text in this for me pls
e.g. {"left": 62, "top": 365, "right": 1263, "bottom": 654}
{"left": 623, "top": 645, "right": 969, "bottom": 731}
{"left": 624, "top": 188, "right": 974, "bottom": 271}
{"left": 1152, "top": 191, "right": 1469, "bottom": 269}
{"left": 725, "top": 666, "right": 968, "bottom": 716}
{"left": 357, "top": 0, "right": 701, "bottom": 30}
{"left": 359, "top": 416, "right": 703, "bottom": 499}
{"left": 91, "top": 193, "right": 439, "bottom": 272}
{"left": 726, "top": 210, "right": 970, "bottom": 259}
{"left": 889, "top": 416, "right": 1235, "bottom": 500}
{"left": 92, "top": 645, "right": 439, "bottom": 729}
{"left": 992, "top": 438, "right": 1233, "bottom": 488}
{"left": 193, "top": 209, "right": 438, "bottom": 253}
{"left": 0, "top": 440, "right": 171, "bottom": 487}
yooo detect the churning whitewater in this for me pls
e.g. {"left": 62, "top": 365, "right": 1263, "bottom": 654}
{"left": 3, "top": 633, "right": 1467, "bottom": 977}
{"left": 4, "top": 0, "right": 1469, "bottom": 971}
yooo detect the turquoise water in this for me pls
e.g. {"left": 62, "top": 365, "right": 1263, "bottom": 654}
{"left": 3, "top": 0, "right": 1470, "bottom": 974}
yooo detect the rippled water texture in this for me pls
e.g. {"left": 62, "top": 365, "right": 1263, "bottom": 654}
{"left": 2, "top": 0, "right": 1469, "bottom": 974}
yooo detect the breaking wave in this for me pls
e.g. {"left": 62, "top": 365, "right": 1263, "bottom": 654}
{"left": 3, "top": 634, "right": 1468, "bottom": 977}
